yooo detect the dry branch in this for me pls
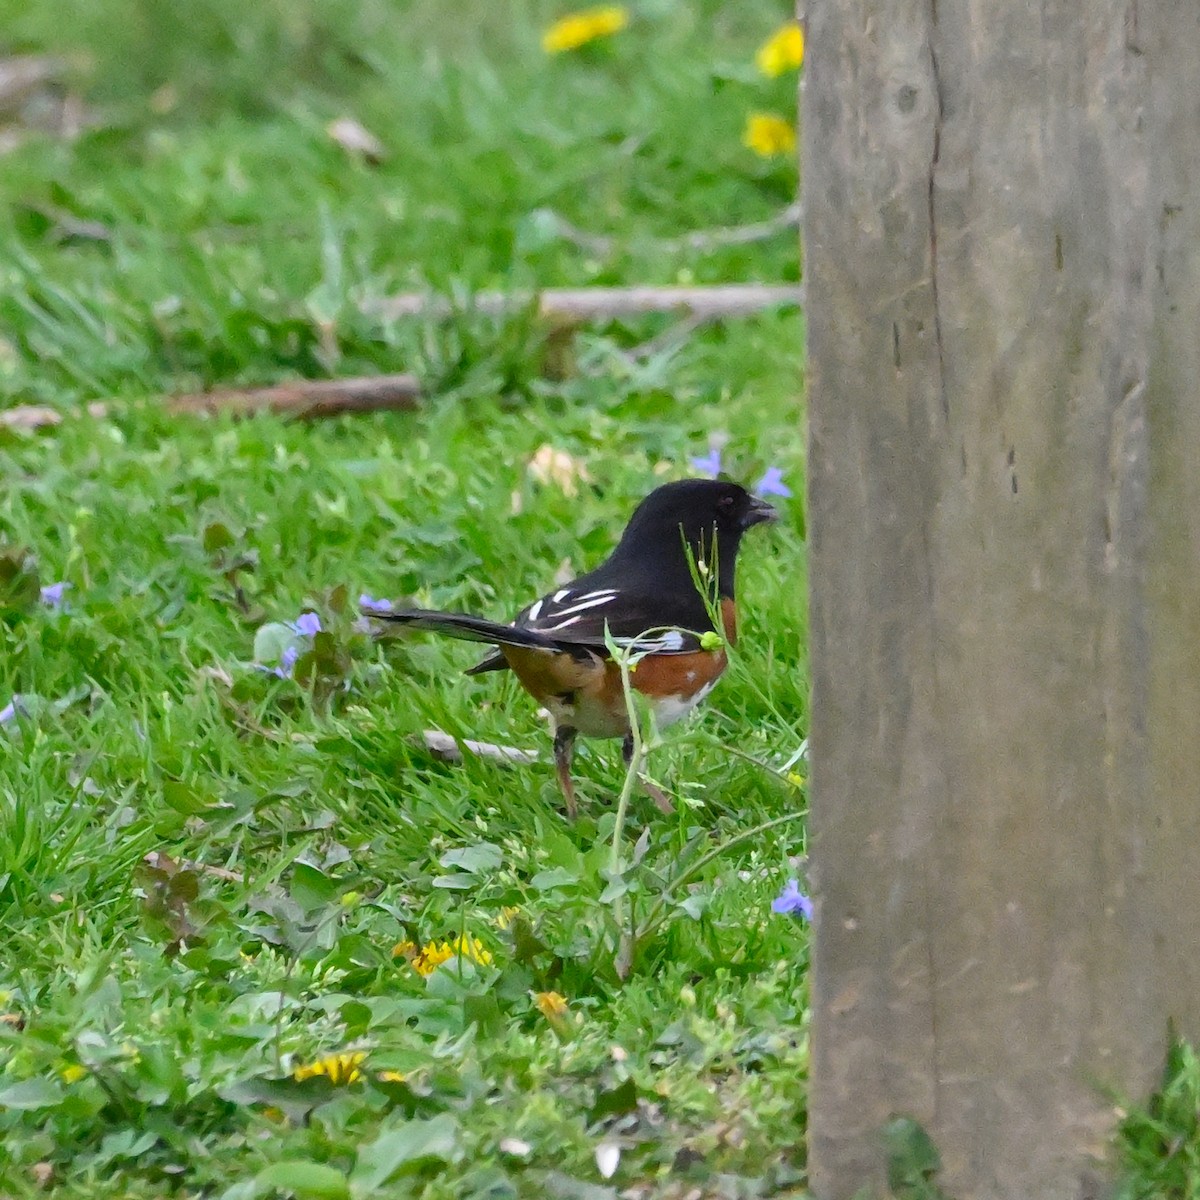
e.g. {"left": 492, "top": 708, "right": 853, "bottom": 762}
{"left": 541, "top": 202, "right": 803, "bottom": 257}
{"left": 167, "top": 373, "right": 421, "bottom": 420}
{"left": 3, "top": 377, "right": 419, "bottom": 429}
{"left": 369, "top": 283, "right": 804, "bottom": 323}
{"left": 418, "top": 729, "right": 539, "bottom": 766}
{"left": 1, "top": 405, "right": 63, "bottom": 431}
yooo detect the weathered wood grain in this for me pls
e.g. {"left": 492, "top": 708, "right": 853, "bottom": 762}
{"left": 803, "top": 1, "right": 1200, "bottom": 1195}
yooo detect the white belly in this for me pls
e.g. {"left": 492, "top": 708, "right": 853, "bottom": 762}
{"left": 648, "top": 679, "right": 718, "bottom": 728}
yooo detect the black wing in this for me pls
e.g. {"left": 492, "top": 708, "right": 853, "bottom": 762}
{"left": 514, "top": 584, "right": 714, "bottom": 654}
{"left": 464, "top": 585, "right": 712, "bottom": 676}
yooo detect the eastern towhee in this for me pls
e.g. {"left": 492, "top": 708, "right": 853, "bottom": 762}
{"left": 378, "top": 478, "right": 777, "bottom": 816}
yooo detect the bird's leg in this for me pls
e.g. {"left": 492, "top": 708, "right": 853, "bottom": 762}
{"left": 553, "top": 725, "right": 578, "bottom": 820}
{"left": 622, "top": 732, "right": 673, "bottom": 815}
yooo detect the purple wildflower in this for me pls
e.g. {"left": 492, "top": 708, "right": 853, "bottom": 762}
{"left": 40, "top": 582, "right": 70, "bottom": 607}
{"left": 291, "top": 612, "right": 322, "bottom": 637}
{"left": 753, "top": 467, "right": 792, "bottom": 499}
{"left": 358, "top": 593, "right": 393, "bottom": 615}
{"left": 690, "top": 446, "right": 723, "bottom": 477}
{"left": 771, "top": 879, "right": 813, "bottom": 919}
{"left": 274, "top": 645, "right": 300, "bottom": 679}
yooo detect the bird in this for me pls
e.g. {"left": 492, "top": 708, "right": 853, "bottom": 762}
{"left": 376, "top": 478, "right": 777, "bottom": 817}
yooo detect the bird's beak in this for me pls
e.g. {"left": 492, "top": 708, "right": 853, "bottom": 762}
{"left": 741, "top": 496, "right": 779, "bottom": 529}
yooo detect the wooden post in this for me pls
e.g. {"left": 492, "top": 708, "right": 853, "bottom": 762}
{"left": 803, "top": 2, "right": 1200, "bottom": 1196}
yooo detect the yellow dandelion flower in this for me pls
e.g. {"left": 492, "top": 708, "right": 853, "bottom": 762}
{"left": 293, "top": 1050, "right": 367, "bottom": 1085}
{"left": 392, "top": 939, "right": 417, "bottom": 959}
{"left": 743, "top": 112, "right": 796, "bottom": 158}
{"left": 542, "top": 6, "right": 629, "bottom": 54}
{"left": 495, "top": 906, "right": 521, "bottom": 930}
{"left": 376, "top": 1069, "right": 407, "bottom": 1083}
{"left": 60, "top": 1064, "right": 88, "bottom": 1084}
{"left": 413, "top": 942, "right": 454, "bottom": 976}
{"left": 411, "top": 935, "right": 494, "bottom": 977}
{"left": 533, "top": 990, "right": 574, "bottom": 1039}
{"left": 534, "top": 991, "right": 569, "bottom": 1020}
{"left": 756, "top": 23, "right": 805, "bottom": 77}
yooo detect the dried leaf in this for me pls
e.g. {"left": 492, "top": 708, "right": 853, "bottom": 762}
{"left": 594, "top": 1143, "right": 620, "bottom": 1180}
{"left": 0, "top": 55, "right": 64, "bottom": 112}
{"left": 327, "top": 116, "right": 385, "bottom": 163}
{"left": 1, "top": 406, "right": 61, "bottom": 430}
{"left": 527, "top": 444, "right": 591, "bottom": 497}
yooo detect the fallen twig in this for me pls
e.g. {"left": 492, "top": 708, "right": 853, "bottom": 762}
{"left": 2, "top": 377, "right": 421, "bottom": 429}
{"left": 168, "top": 373, "right": 421, "bottom": 420}
{"left": 2, "top": 378, "right": 419, "bottom": 428}
{"left": 418, "top": 729, "right": 539, "bottom": 766}
{"left": 540, "top": 202, "right": 803, "bottom": 257}
{"left": 0, "top": 401, "right": 108, "bottom": 430}
{"left": 1, "top": 405, "right": 63, "bottom": 430}
{"left": 369, "top": 283, "right": 804, "bottom": 323}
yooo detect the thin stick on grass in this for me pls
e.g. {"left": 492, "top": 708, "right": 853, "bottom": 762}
{"left": 369, "top": 283, "right": 804, "bottom": 323}
{"left": 168, "top": 373, "right": 422, "bottom": 420}
{"left": 535, "top": 202, "right": 803, "bottom": 257}
{"left": 2, "top": 377, "right": 421, "bottom": 428}
{"left": 418, "top": 729, "right": 539, "bottom": 766}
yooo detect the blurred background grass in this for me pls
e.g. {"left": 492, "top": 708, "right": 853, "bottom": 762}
{"left": 0, "top": 0, "right": 799, "bottom": 404}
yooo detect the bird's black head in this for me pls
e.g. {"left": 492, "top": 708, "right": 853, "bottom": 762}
{"left": 609, "top": 479, "right": 777, "bottom": 597}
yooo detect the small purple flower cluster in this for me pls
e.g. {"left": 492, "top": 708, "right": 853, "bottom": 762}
{"left": 40, "top": 582, "right": 70, "bottom": 607}
{"left": 272, "top": 646, "right": 300, "bottom": 679}
{"left": 771, "top": 879, "right": 813, "bottom": 920}
{"left": 688, "top": 447, "right": 792, "bottom": 499}
{"left": 689, "top": 446, "right": 724, "bottom": 477}
{"left": 256, "top": 611, "right": 324, "bottom": 679}
{"left": 358, "top": 593, "right": 393, "bottom": 615}
{"left": 290, "top": 612, "right": 322, "bottom": 638}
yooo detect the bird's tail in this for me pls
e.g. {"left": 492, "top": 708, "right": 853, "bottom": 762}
{"left": 374, "top": 609, "right": 556, "bottom": 653}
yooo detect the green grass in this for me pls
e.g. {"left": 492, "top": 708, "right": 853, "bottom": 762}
{"left": 0, "top": 2, "right": 810, "bottom": 1195}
